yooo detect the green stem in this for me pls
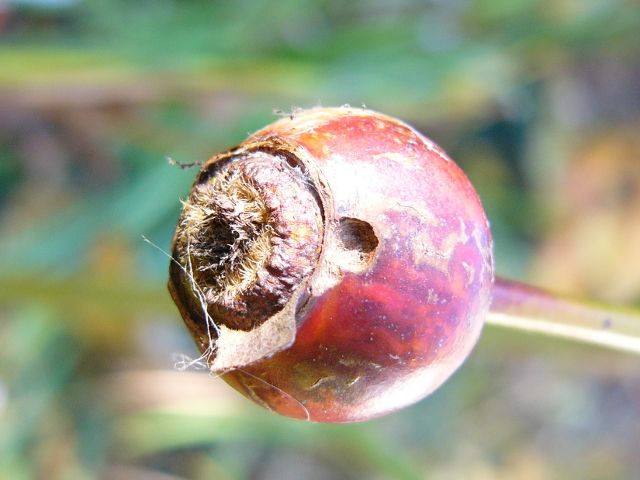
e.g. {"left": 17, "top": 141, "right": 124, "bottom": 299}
{"left": 486, "top": 278, "right": 640, "bottom": 354}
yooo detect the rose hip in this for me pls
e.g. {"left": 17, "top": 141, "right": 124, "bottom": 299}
{"left": 168, "top": 107, "right": 494, "bottom": 422}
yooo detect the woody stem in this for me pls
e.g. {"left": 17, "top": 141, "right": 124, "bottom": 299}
{"left": 486, "top": 278, "right": 640, "bottom": 354}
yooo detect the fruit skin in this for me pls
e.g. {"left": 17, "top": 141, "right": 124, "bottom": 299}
{"left": 170, "top": 107, "right": 494, "bottom": 423}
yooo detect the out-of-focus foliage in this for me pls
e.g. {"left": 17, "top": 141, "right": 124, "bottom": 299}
{"left": 1, "top": 1, "right": 639, "bottom": 479}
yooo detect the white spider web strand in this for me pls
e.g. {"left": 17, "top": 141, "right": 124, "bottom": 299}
{"left": 141, "top": 235, "right": 219, "bottom": 369}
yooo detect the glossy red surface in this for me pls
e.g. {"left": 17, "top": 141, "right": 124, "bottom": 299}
{"left": 222, "top": 108, "right": 494, "bottom": 422}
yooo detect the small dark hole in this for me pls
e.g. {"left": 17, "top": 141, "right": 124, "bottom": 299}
{"left": 337, "top": 217, "right": 379, "bottom": 254}
{"left": 207, "top": 217, "right": 238, "bottom": 261}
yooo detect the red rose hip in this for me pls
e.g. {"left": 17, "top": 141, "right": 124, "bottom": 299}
{"left": 168, "top": 107, "right": 494, "bottom": 422}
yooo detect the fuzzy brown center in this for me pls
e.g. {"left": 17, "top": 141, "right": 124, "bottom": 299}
{"left": 171, "top": 151, "right": 323, "bottom": 333}
{"left": 181, "top": 168, "right": 273, "bottom": 302}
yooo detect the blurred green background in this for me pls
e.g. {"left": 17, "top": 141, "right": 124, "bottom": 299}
{"left": 1, "top": 1, "right": 639, "bottom": 479}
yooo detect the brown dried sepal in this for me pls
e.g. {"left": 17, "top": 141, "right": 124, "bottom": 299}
{"left": 168, "top": 144, "right": 324, "bottom": 371}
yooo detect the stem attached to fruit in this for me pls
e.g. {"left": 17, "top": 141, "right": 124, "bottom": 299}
{"left": 487, "top": 278, "right": 640, "bottom": 354}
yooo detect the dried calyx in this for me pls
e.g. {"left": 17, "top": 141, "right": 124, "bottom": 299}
{"left": 169, "top": 149, "right": 324, "bottom": 369}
